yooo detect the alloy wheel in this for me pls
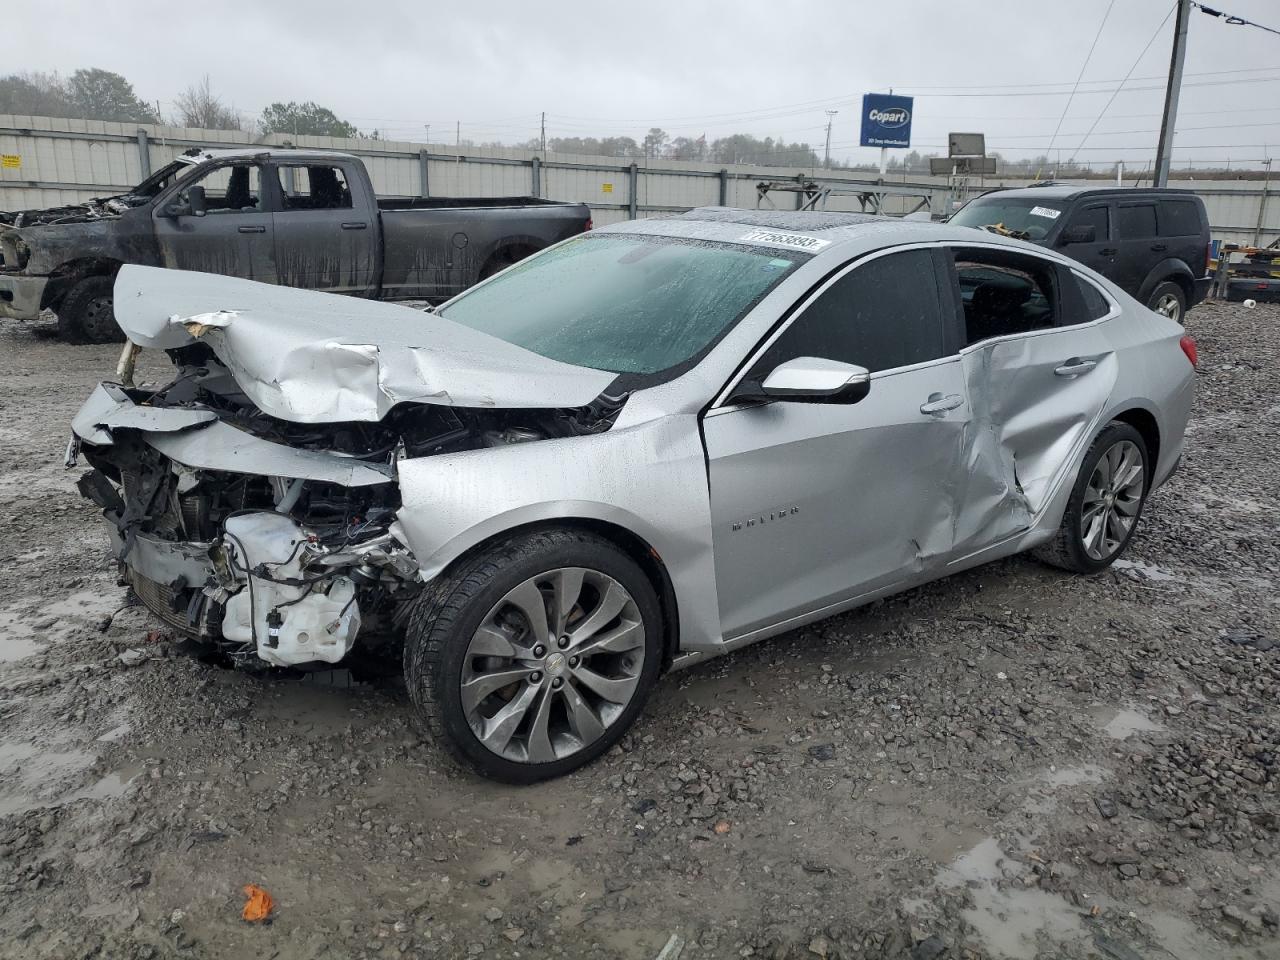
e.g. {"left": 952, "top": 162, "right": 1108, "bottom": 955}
{"left": 1080, "top": 439, "right": 1145, "bottom": 561}
{"left": 1153, "top": 293, "right": 1182, "bottom": 323}
{"left": 460, "top": 567, "right": 646, "bottom": 764}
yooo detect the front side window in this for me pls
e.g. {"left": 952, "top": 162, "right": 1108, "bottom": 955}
{"left": 276, "top": 165, "right": 353, "bottom": 210}
{"left": 949, "top": 199, "right": 1064, "bottom": 242}
{"left": 180, "top": 163, "right": 261, "bottom": 214}
{"left": 437, "top": 235, "right": 803, "bottom": 376}
{"left": 1117, "top": 204, "right": 1158, "bottom": 239}
{"left": 752, "top": 249, "right": 947, "bottom": 376}
{"left": 950, "top": 248, "right": 1057, "bottom": 345}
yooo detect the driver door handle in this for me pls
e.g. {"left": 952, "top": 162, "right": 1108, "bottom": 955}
{"left": 341, "top": 221, "right": 368, "bottom": 230}
{"left": 1055, "top": 358, "right": 1098, "bottom": 377}
{"left": 919, "top": 393, "right": 964, "bottom": 415}
{"left": 238, "top": 225, "right": 266, "bottom": 234}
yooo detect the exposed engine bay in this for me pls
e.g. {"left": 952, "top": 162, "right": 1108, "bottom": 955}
{"left": 72, "top": 336, "right": 625, "bottom": 670}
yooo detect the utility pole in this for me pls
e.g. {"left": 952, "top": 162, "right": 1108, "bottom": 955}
{"left": 823, "top": 110, "right": 837, "bottom": 169}
{"left": 424, "top": 124, "right": 430, "bottom": 144}
{"left": 1154, "top": 0, "right": 1192, "bottom": 188}
{"left": 540, "top": 112, "right": 546, "bottom": 154}
{"left": 456, "top": 121, "right": 460, "bottom": 148}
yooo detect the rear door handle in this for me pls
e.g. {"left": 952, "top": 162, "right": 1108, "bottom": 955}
{"left": 341, "top": 221, "right": 368, "bottom": 230}
{"left": 919, "top": 393, "right": 964, "bottom": 415}
{"left": 1100, "top": 247, "right": 1118, "bottom": 256}
{"left": 1054, "top": 358, "right": 1098, "bottom": 377}
{"left": 238, "top": 225, "right": 266, "bottom": 234}
{"left": 1151, "top": 243, "right": 1167, "bottom": 252}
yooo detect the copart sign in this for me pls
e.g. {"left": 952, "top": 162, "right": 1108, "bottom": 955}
{"left": 859, "top": 93, "right": 914, "bottom": 149}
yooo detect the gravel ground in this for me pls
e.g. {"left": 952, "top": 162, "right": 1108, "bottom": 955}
{"left": 0, "top": 301, "right": 1277, "bottom": 960}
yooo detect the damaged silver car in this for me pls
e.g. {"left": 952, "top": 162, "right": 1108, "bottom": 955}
{"left": 69, "top": 209, "right": 1197, "bottom": 782}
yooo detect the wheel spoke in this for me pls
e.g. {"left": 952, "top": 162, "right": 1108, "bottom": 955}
{"left": 524, "top": 686, "right": 557, "bottom": 763}
{"left": 469, "top": 624, "right": 518, "bottom": 658}
{"left": 571, "top": 664, "right": 640, "bottom": 704}
{"left": 1107, "top": 508, "right": 1130, "bottom": 542}
{"left": 1114, "top": 494, "right": 1142, "bottom": 517}
{"left": 569, "top": 581, "right": 628, "bottom": 643}
{"left": 561, "top": 681, "right": 606, "bottom": 744}
{"left": 1083, "top": 510, "right": 1107, "bottom": 559}
{"left": 573, "top": 619, "right": 645, "bottom": 658}
{"left": 551, "top": 568, "right": 586, "bottom": 637}
{"left": 504, "top": 579, "right": 550, "bottom": 645}
{"left": 1092, "top": 457, "right": 1111, "bottom": 489}
{"left": 460, "top": 666, "right": 535, "bottom": 713}
{"left": 478, "top": 682, "right": 539, "bottom": 753}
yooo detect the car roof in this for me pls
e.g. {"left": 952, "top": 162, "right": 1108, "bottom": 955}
{"left": 970, "top": 185, "right": 1201, "bottom": 202}
{"left": 178, "top": 147, "right": 360, "bottom": 164}
{"left": 597, "top": 205, "right": 1050, "bottom": 256}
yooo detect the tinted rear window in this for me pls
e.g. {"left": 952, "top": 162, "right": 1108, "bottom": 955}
{"left": 1160, "top": 200, "right": 1202, "bottom": 237}
{"left": 1117, "top": 204, "right": 1158, "bottom": 239}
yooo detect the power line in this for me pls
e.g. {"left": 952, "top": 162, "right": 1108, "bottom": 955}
{"left": 1069, "top": 2, "right": 1177, "bottom": 164}
{"left": 1047, "top": 0, "right": 1116, "bottom": 156}
{"left": 1193, "top": 2, "right": 1280, "bottom": 38}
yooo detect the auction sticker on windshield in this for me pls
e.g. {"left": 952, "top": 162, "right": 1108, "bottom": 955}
{"left": 738, "top": 229, "right": 831, "bottom": 251}
{"left": 1029, "top": 206, "right": 1061, "bottom": 219}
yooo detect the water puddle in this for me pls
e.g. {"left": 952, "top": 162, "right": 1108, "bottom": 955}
{"left": 1036, "top": 764, "right": 1106, "bottom": 787}
{"left": 0, "top": 742, "right": 138, "bottom": 818}
{"left": 0, "top": 623, "right": 43, "bottom": 663}
{"left": 1101, "top": 707, "right": 1165, "bottom": 740}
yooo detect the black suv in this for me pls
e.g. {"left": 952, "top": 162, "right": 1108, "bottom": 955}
{"left": 949, "top": 186, "right": 1212, "bottom": 323}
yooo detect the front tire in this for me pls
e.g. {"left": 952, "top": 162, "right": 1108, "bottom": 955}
{"left": 56, "top": 275, "right": 123, "bottom": 344}
{"left": 1147, "top": 281, "right": 1186, "bottom": 325}
{"left": 404, "top": 529, "right": 662, "bottom": 783}
{"left": 1034, "top": 422, "right": 1149, "bottom": 574}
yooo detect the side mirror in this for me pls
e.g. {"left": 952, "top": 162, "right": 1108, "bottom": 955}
{"left": 1060, "top": 224, "right": 1096, "bottom": 245}
{"left": 741, "top": 357, "right": 871, "bottom": 405}
{"left": 186, "top": 185, "right": 208, "bottom": 218}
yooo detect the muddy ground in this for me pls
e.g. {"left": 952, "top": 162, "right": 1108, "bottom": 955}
{"left": 0, "top": 300, "right": 1277, "bottom": 960}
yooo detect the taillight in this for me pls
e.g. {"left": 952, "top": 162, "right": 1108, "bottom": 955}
{"left": 584, "top": 217, "right": 593, "bottom": 232}
{"left": 1179, "top": 334, "right": 1198, "bottom": 369}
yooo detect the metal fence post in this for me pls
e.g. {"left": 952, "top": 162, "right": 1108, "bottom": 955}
{"left": 628, "top": 163, "right": 639, "bottom": 219}
{"left": 532, "top": 155, "right": 541, "bottom": 198}
{"left": 136, "top": 128, "right": 151, "bottom": 178}
{"left": 418, "top": 149, "right": 430, "bottom": 198}
{"left": 719, "top": 169, "right": 728, "bottom": 206}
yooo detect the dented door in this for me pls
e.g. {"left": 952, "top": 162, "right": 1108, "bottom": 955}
{"left": 951, "top": 324, "right": 1117, "bottom": 555}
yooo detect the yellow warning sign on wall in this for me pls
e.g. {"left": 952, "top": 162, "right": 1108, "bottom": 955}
{"left": 601, "top": 182, "right": 613, "bottom": 194}
{"left": 0, "top": 155, "right": 19, "bottom": 169}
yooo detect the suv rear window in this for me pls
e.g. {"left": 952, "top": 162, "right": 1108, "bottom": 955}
{"left": 1117, "top": 204, "right": 1158, "bottom": 239}
{"left": 1159, "top": 200, "right": 1202, "bottom": 237}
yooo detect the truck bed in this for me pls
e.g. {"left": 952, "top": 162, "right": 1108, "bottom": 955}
{"left": 377, "top": 196, "right": 567, "bottom": 211}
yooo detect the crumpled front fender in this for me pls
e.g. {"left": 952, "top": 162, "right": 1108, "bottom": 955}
{"left": 394, "top": 415, "right": 725, "bottom": 652}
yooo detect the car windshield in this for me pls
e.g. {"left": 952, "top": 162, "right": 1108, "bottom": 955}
{"left": 950, "top": 199, "right": 1064, "bottom": 242}
{"left": 436, "top": 234, "right": 803, "bottom": 375}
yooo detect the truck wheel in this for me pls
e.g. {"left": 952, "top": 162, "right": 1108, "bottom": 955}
{"left": 57, "top": 276, "right": 123, "bottom": 344}
{"left": 404, "top": 528, "right": 663, "bottom": 783}
{"left": 1146, "top": 282, "right": 1186, "bottom": 324}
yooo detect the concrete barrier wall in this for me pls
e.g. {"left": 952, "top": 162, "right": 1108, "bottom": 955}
{"left": 2, "top": 114, "right": 1275, "bottom": 245}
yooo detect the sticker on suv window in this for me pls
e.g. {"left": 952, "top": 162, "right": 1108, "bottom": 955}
{"left": 1029, "top": 206, "right": 1062, "bottom": 219}
{"left": 738, "top": 229, "right": 832, "bottom": 251}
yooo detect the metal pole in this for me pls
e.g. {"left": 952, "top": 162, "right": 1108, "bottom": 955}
{"left": 531, "top": 155, "right": 541, "bottom": 198}
{"left": 719, "top": 168, "right": 729, "bottom": 206}
{"left": 628, "top": 162, "right": 638, "bottom": 220}
{"left": 823, "top": 110, "right": 837, "bottom": 169}
{"left": 878, "top": 146, "right": 887, "bottom": 178}
{"left": 1253, "top": 157, "right": 1273, "bottom": 247}
{"left": 135, "top": 128, "right": 151, "bottom": 178}
{"left": 1154, "top": 0, "right": 1192, "bottom": 188}
{"left": 418, "top": 148, "right": 430, "bottom": 198}
{"left": 1116, "top": 159, "right": 1124, "bottom": 187}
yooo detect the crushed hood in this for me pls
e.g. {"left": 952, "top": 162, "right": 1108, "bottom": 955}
{"left": 113, "top": 265, "right": 618, "bottom": 424}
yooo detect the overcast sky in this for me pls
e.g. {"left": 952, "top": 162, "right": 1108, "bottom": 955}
{"left": 11, "top": 0, "right": 1280, "bottom": 169}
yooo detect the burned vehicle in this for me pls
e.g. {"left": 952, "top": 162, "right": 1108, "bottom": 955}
{"left": 1, "top": 147, "right": 591, "bottom": 342}
{"left": 70, "top": 209, "right": 1197, "bottom": 782}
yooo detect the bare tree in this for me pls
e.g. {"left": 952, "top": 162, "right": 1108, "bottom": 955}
{"left": 173, "top": 75, "right": 242, "bottom": 131}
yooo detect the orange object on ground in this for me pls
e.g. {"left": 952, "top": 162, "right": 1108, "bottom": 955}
{"left": 241, "top": 884, "right": 274, "bottom": 922}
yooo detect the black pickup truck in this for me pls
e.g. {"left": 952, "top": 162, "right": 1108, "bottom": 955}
{"left": 0, "top": 148, "right": 592, "bottom": 341}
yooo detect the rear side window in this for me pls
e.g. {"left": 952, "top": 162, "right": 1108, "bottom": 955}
{"left": 1117, "top": 204, "right": 1158, "bottom": 239}
{"left": 1070, "top": 273, "right": 1112, "bottom": 322}
{"left": 1066, "top": 205, "right": 1109, "bottom": 240}
{"left": 1160, "top": 200, "right": 1202, "bottom": 237}
{"left": 949, "top": 248, "right": 1057, "bottom": 345}
{"left": 754, "top": 249, "right": 947, "bottom": 375}
{"left": 276, "top": 165, "right": 353, "bottom": 210}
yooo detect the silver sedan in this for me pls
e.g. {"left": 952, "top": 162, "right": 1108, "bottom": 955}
{"left": 70, "top": 209, "right": 1197, "bottom": 782}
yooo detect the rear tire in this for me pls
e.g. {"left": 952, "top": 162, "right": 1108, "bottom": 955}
{"left": 1034, "top": 422, "right": 1149, "bottom": 574}
{"left": 56, "top": 275, "right": 123, "bottom": 344}
{"left": 404, "top": 528, "right": 662, "bottom": 783}
{"left": 1146, "top": 281, "right": 1186, "bottom": 325}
